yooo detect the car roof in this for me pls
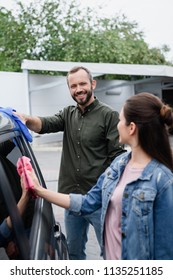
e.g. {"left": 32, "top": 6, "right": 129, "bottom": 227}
{"left": 0, "top": 112, "right": 17, "bottom": 133}
{"left": 0, "top": 110, "right": 32, "bottom": 143}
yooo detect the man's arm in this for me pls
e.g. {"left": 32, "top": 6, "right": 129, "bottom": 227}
{"left": 13, "top": 112, "right": 42, "bottom": 133}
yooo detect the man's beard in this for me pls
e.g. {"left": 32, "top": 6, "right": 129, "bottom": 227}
{"left": 73, "top": 89, "right": 92, "bottom": 106}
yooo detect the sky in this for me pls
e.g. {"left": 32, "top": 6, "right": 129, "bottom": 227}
{"left": 0, "top": 0, "right": 173, "bottom": 63}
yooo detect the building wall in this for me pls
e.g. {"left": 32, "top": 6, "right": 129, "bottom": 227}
{"left": 135, "top": 81, "right": 162, "bottom": 98}
{"left": 29, "top": 74, "right": 75, "bottom": 116}
{"left": 0, "top": 71, "right": 29, "bottom": 113}
{"left": 95, "top": 80, "right": 134, "bottom": 113}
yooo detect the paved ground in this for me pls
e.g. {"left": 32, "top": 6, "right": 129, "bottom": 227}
{"left": 33, "top": 144, "right": 102, "bottom": 260}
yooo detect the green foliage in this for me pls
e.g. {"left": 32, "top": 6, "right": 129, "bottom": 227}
{"left": 0, "top": 0, "right": 171, "bottom": 74}
{"left": 0, "top": 6, "right": 36, "bottom": 71}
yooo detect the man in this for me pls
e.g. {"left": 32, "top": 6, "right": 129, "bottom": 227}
{"left": 16, "top": 66, "right": 125, "bottom": 259}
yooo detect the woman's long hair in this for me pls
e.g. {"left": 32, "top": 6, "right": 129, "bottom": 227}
{"left": 123, "top": 92, "right": 173, "bottom": 171}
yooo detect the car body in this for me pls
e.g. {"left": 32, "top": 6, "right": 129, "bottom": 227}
{"left": 0, "top": 109, "right": 69, "bottom": 260}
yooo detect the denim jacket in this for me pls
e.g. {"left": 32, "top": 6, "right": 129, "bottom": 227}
{"left": 70, "top": 151, "right": 173, "bottom": 259}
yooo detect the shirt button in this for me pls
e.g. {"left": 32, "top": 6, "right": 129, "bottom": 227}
{"left": 77, "top": 169, "right": 80, "bottom": 172}
{"left": 77, "top": 155, "right": 80, "bottom": 158}
{"left": 77, "top": 142, "right": 80, "bottom": 145}
{"left": 78, "top": 128, "right": 80, "bottom": 130}
{"left": 124, "top": 193, "right": 129, "bottom": 198}
{"left": 122, "top": 232, "right": 126, "bottom": 238}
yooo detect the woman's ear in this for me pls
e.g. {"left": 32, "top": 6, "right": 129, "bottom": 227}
{"left": 129, "top": 122, "right": 136, "bottom": 135}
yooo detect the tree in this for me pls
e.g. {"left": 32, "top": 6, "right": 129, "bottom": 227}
{"left": 0, "top": 7, "right": 37, "bottom": 72}
{"left": 0, "top": 0, "right": 171, "bottom": 74}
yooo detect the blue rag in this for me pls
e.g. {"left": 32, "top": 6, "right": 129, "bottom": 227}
{"left": 0, "top": 107, "right": 32, "bottom": 142}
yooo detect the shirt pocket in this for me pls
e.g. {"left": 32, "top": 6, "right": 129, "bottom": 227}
{"left": 132, "top": 189, "right": 157, "bottom": 216}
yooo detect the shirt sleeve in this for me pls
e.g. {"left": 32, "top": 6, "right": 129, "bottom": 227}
{"left": 69, "top": 193, "right": 83, "bottom": 213}
{"left": 39, "top": 109, "right": 66, "bottom": 134}
{"left": 69, "top": 171, "right": 104, "bottom": 215}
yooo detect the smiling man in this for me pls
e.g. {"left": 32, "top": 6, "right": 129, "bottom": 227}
{"left": 67, "top": 67, "right": 96, "bottom": 109}
{"left": 15, "top": 66, "right": 125, "bottom": 259}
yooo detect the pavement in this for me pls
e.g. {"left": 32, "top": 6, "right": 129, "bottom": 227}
{"left": 33, "top": 142, "right": 102, "bottom": 260}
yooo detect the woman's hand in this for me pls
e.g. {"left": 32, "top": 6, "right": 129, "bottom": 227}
{"left": 21, "top": 169, "right": 43, "bottom": 196}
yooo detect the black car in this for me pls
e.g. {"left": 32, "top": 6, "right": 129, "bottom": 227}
{"left": 0, "top": 109, "right": 69, "bottom": 260}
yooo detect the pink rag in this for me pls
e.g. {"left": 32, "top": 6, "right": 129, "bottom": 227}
{"left": 17, "top": 156, "right": 37, "bottom": 198}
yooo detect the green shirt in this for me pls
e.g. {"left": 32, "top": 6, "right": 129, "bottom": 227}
{"left": 40, "top": 98, "right": 124, "bottom": 194}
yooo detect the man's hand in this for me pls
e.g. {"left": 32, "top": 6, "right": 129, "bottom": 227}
{"left": 13, "top": 112, "right": 42, "bottom": 133}
{"left": 13, "top": 111, "right": 27, "bottom": 124}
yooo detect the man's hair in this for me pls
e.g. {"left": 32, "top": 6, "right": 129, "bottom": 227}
{"left": 67, "top": 66, "right": 93, "bottom": 84}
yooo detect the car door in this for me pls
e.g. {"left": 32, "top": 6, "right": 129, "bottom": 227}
{"left": 0, "top": 113, "right": 69, "bottom": 260}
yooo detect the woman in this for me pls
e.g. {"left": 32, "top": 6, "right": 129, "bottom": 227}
{"left": 22, "top": 92, "right": 173, "bottom": 259}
